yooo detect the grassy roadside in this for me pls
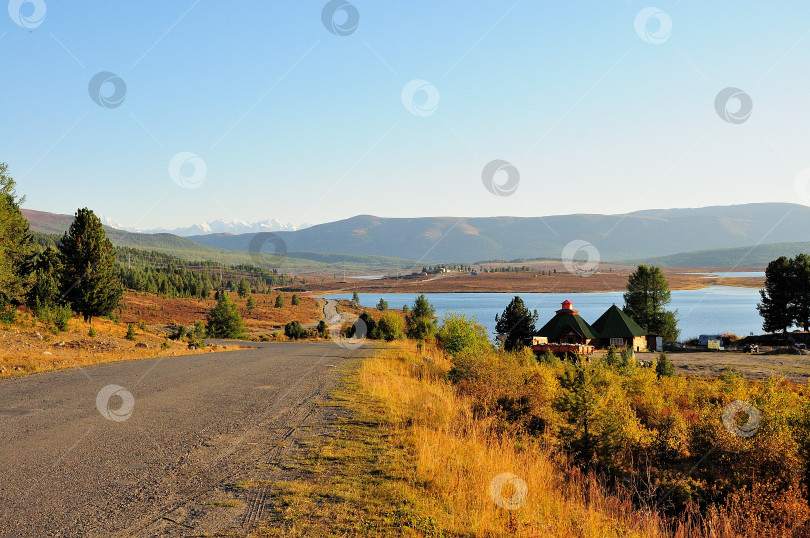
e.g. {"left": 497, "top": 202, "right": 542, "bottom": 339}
{"left": 0, "top": 309, "right": 232, "bottom": 378}
{"left": 252, "top": 341, "right": 671, "bottom": 537}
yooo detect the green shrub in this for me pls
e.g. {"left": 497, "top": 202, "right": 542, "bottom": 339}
{"left": 172, "top": 325, "right": 187, "bottom": 340}
{"left": 52, "top": 304, "right": 72, "bottom": 332}
{"left": 275, "top": 295, "right": 285, "bottom": 308}
{"left": 188, "top": 321, "right": 207, "bottom": 349}
{"left": 291, "top": 294, "right": 300, "bottom": 306}
{"left": 374, "top": 312, "right": 406, "bottom": 341}
{"left": 138, "top": 321, "right": 147, "bottom": 331}
{"left": 125, "top": 323, "right": 136, "bottom": 341}
{"left": 537, "top": 349, "right": 559, "bottom": 367}
{"left": 357, "top": 312, "right": 376, "bottom": 339}
{"left": 0, "top": 297, "right": 17, "bottom": 326}
{"left": 655, "top": 352, "right": 675, "bottom": 377}
{"left": 88, "top": 327, "right": 97, "bottom": 337}
{"left": 316, "top": 320, "right": 327, "bottom": 337}
{"left": 285, "top": 321, "right": 305, "bottom": 339}
{"left": 601, "top": 345, "right": 620, "bottom": 368}
{"left": 437, "top": 313, "right": 490, "bottom": 356}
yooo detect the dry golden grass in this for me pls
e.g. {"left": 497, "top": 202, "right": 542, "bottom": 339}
{"left": 359, "top": 341, "right": 674, "bottom": 537}
{"left": 0, "top": 310, "right": 232, "bottom": 378}
{"left": 120, "top": 290, "right": 324, "bottom": 333}
{"left": 256, "top": 342, "right": 689, "bottom": 536}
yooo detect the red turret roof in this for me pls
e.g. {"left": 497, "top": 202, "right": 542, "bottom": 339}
{"left": 557, "top": 300, "right": 578, "bottom": 315}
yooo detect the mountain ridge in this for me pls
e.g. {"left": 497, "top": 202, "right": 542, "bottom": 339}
{"left": 22, "top": 203, "right": 810, "bottom": 266}
{"left": 186, "top": 203, "right": 810, "bottom": 263}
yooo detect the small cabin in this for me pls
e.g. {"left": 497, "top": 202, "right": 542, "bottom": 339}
{"left": 591, "top": 305, "right": 648, "bottom": 352}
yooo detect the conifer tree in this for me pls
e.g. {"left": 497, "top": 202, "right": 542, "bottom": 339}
{"left": 0, "top": 163, "right": 34, "bottom": 304}
{"left": 58, "top": 208, "right": 122, "bottom": 323}
{"left": 494, "top": 295, "right": 538, "bottom": 351}
{"left": 207, "top": 292, "right": 246, "bottom": 338}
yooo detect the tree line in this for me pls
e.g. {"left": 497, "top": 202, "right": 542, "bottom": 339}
{"left": 0, "top": 162, "right": 294, "bottom": 327}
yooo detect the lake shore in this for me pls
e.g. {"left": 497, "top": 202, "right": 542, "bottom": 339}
{"left": 303, "top": 265, "right": 764, "bottom": 295}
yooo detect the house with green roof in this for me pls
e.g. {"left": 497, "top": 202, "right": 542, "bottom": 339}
{"left": 535, "top": 300, "right": 598, "bottom": 345}
{"left": 532, "top": 300, "right": 650, "bottom": 355}
{"left": 590, "top": 304, "right": 649, "bottom": 352}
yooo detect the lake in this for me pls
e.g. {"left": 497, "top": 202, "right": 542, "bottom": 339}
{"left": 322, "top": 286, "right": 764, "bottom": 340}
{"left": 682, "top": 272, "right": 765, "bottom": 279}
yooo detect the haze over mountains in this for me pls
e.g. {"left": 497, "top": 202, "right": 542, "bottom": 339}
{"left": 97, "top": 216, "right": 309, "bottom": 236}
{"left": 23, "top": 203, "right": 810, "bottom": 267}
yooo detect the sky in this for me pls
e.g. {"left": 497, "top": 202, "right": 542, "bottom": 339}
{"left": 3, "top": 0, "right": 810, "bottom": 229}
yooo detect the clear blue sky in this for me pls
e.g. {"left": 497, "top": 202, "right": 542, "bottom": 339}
{"left": 3, "top": 1, "right": 810, "bottom": 229}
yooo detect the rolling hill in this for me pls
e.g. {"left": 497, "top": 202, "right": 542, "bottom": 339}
{"left": 187, "top": 203, "right": 810, "bottom": 264}
{"left": 22, "top": 209, "right": 411, "bottom": 271}
{"left": 628, "top": 241, "right": 810, "bottom": 268}
{"left": 24, "top": 203, "right": 810, "bottom": 268}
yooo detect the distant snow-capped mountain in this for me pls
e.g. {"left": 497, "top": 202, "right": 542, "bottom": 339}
{"left": 99, "top": 216, "right": 309, "bottom": 236}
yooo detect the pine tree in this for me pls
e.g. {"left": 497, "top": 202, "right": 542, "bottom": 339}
{"left": 0, "top": 163, "right": 34, "bottom": 304}
{"left": 494, "top": 295, "right": 538, "bottom": 351}
{"left": 207, "top": 292, "right": 246, "bottom": 338}
{"left": 758, "top": 256, "right": 795, "bottom": 334}
{"left": 291, "top": 293, "right": 300, "bottom": 306}
{"left": 406, "top": 294, "right": 437, "bottom": 341}
{"left": 274, "top": 294, "right": 285, "bottom": 308}
{"left": 237, "top": 279, "right": 250, "bottom": 298}
{"left": 655, "top": 352, "right": 675, "bottom": 378}
{"left": 27, "top": 246, "right": 61, "bottom": 312}
{"left": 789, "top": 254, "right": 810, "bottom": 331}
{"left": 58, "top": 208, "right": 122, "bottom": 323}
{"left": 623, "top": 265, "right": 679, "bottom": 342}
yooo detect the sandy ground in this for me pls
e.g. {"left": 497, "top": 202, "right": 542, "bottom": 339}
{"left": 667, "top": 351, "right": 810, "bottom": 383}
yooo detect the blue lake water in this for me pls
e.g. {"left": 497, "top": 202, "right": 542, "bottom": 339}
{"left": 682, "top": 272, "right": 765, "bottom": 279}
{"left": 322, "top": 286, "right": 764, "bottom": 340}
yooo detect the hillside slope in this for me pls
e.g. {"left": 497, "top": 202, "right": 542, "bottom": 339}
{"left": 188, "top": 203, "right": 810, "bottom": 263}
{"left": 629, "top": 241, "right": 810, "bottom": 267}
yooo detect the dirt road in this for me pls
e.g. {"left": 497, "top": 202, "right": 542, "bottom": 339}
{"left": 0, "top": 341, "right": 368, "bottom": 537}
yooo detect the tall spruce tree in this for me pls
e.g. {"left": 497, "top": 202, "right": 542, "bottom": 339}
{"left": 58, "top": 208, "right": 122, "bottom": 322}
{"left": 494, "top": 295, "right": 538, "bottom": 351}
{"left": 0, "top": 163, "right": 34, "bottom": 304}
{"left": 758, "top": 256, "right": 795, "bottom": 334}
{"left": 207, "top": 292, "right": 246, "bottom": 338}
{"left": 790, "top": 254, "right": 810, "bottom": 331}
{"left": 623, "top": 265, "right": 679, "bottom": 342}
{"left": 27, "top": 246, "right": 62, "bottom": 312}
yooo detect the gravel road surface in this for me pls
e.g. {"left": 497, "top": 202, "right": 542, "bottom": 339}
{"left": 0, "top": 341, "right": 368, "bottom": 537}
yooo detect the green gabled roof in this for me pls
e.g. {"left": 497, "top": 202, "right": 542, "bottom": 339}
{"left": 591, "top": 305, "right": 647, "bottom": 338}
{"left": 536, "top": 313, "right": 597, "bottom": 341}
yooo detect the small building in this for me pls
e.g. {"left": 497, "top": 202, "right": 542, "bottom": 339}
{"left": 536, "top": 300, "right": 597, "bottom": 345}
{"left": 698, "top": 334, "right": 723, "bottom": 347}
{"left": 591, "top": 304, "right": 648, "bottom": 352}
